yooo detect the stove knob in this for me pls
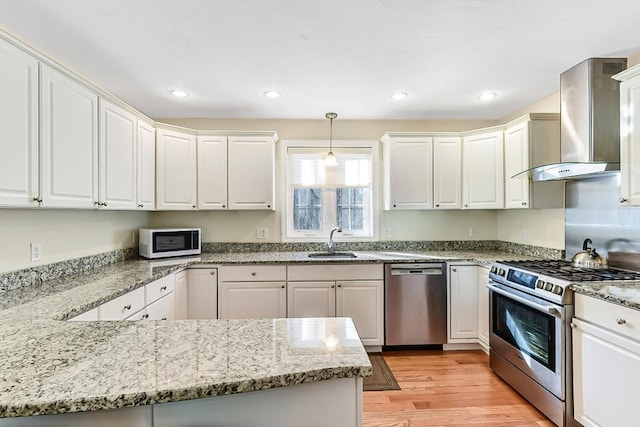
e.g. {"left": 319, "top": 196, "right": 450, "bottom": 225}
{"left": 498, "top": 268, "right": 506, "bottom": 277}
{"left": 490, "top": 266, "right": 497, "bottom": 274}
{"left": 552, "top": 286, "right": 563, "bottom": 295}
{"left": 544, "top": 283, "right": 553, "bottom": 291}
{"left": 536, "top": 280, "right": 545, "bottom": 289}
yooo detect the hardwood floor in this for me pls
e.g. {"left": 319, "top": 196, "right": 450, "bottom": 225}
{"left": 363, "top": 350, "right": 555, "bottom": 427}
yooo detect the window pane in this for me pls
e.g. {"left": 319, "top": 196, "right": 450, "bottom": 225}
{"left": 337, "top": 188, "right": 364, "bottom": 230}
{"left": 293, "top": 188, "right": 322, "bottom": 230}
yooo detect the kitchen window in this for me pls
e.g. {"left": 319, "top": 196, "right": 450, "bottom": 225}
{"left": 282, "top": 141, "right": 378, "bottom": 241}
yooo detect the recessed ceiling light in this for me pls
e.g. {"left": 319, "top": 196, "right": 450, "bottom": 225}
{"left": 477, "top": 91, "right": 497, "bottom": 101}
{"left": 171, "top": 90, "right": 189, "bottom": 98}
{"left": 265, "top": 91, "right": 281, "bottom": 98}
{"left": 391, "top": 91, "right": 408, "bottom": 100}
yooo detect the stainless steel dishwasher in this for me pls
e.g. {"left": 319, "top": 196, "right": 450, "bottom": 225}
{"left": 384, "top": 263, "right": 447, "bottom": 346}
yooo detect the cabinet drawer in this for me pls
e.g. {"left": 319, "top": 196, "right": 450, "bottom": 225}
{"left": 146, "top": 292, "right": 175, "bottom": 320}
{"left": 575, "top": 293, "right": 640, "bottom": 342}
{"left": 146, "top": 274, "right": 175, "bottom": 305}
{"left": 287, "top": 264, "right": 383, "bottom": 281}
{"left": 99, "top": 287, "right": 145, "bottom": 320}
{"left": 219, "top": 265, "right": 286, "bottom": 282}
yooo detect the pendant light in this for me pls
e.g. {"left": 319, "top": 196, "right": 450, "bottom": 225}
{"left": 325, "top": 112, "right": 338, "bottom": 166}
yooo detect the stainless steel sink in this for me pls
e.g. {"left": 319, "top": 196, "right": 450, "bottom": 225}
{"left": 307, "top": 252, "right": 357, "bottom": 258}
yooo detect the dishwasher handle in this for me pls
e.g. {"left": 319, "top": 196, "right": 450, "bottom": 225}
{"left": 390, "top": 266, "right": 444, "bottom": 275}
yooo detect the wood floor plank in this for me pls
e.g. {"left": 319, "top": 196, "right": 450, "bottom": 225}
{"left": 363, "top": 350, "right": 551, "bottom": 426}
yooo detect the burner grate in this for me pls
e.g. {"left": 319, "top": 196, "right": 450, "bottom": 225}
{"left": 499, "top": 259, "right": 640, "bottom": 282}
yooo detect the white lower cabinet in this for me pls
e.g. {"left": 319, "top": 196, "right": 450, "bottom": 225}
{"left": 174, "top": 270, "right": 188, "bottom": 320}
{"left": 99, "top": 287, "right": 146, "bottom": 321}
{"left": 287, "top": 264, "right": 384, "bottom": 346}
{"left": 572, "top": 294, "right": 640, "bottom": 427}
{"left": 448, "top": 264, "right": 480, "bottom": 342}
{"left": 186, "top": 267, "right": 217, "bottom": 319}
{"left": 145, "top": 293, "right": 175, "bottom": 320}
{"left": 477, "top": 265, "right": 490, "bottom": 349}
{"left": 218, "top": 282, "right": 286, "bottom": 319}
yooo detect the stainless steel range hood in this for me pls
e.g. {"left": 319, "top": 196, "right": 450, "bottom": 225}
{"left": 523, "top": 58, "right": 627, "bottom": 182}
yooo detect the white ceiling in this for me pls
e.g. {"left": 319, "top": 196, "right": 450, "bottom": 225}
{"left": 1, "top": 0, "right": 639, "bottom": 120}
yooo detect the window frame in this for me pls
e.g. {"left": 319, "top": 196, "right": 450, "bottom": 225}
{"left": 279, "top": 139, "right": 379, "bottom": 242}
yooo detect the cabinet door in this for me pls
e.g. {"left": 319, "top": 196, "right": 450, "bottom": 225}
{"left": 620, "top": 74, "right": 640, "bottom": 206}
{"left": 477, "top": 265, "right": 490, "bottom": 348}
{"left": 448, "top": 265, "right": 479, "bottom": 340}
{"left": 156, "top": 129, "right": 197, "bottom": 210}
{"left": 336, "top": 280, "right": 384, "bottom": 346}
{"left": 146, "top": 292, "right": 175, "bottom": 320}
{"left": 383, "top": 137, "right": 433, "bottom": 210}
{"left": 433, "top": 136, "right": 462, "bottom": 209}
{"left": 0, "top": 39, "right": 39, "bottom": 207}
{"left": 218, "top": 282, "right": 286, "bottom": 319}
{"left": 137, "top": 119, "right": 155, "bottom": 210}
{"left": 287, "top": 282, "right": 336, "bottom": 318}
{"left": 186, "top": 268, "right": 218, "bottom": 319}
{"left": 40, "top": 64, "right": 98, "bottom": 208}
{"left": 227, "top": 136, "right": 275, "bottom": 210}
{"left": 462, "top": 131, "right": 504, "bottom": 209}
{"left": 504, "top": 122, "right": 530, "bottom": 209}
{"left": 197, "top": 135, "right": 228, "bottom": 210}
{"left": 98, "top": 99, "right": 137, "bottom": 209}
{"left": 572, "top": 318, "right": 640, "bottom": 427}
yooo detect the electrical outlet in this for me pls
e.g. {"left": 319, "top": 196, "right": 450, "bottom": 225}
{"left": 256, "top": 228, "right": 268, "bottom": 239}
{"left": 521, "top": 229, "right": 528, "bottom": 240}
{"left": 30, "top": 242, "right": 42, "bottom": 262}
{"left": 383, "top": 227, "right": 394, "bottom": 238}
{"left": 469, "top": 227, "right": 477, "bottom": 237}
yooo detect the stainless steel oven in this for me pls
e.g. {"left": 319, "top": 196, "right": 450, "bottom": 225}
{"left": 488, "top": 259, "right": 640, "bottom": 427}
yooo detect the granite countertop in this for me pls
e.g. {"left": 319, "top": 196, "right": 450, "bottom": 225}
{"left": 571, "top": 281, "right": 640, "bottom": 311}
{"left": 0, "top": 249, "right": 540, "bottom": 418}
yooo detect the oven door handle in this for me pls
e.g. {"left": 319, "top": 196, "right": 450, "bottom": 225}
{"left": 487, "top": 283, "right": 560, "bottom": 317}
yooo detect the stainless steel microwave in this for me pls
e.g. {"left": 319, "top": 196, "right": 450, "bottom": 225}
{"left": 139, "top": 228, "right": 201, "bottom": 259}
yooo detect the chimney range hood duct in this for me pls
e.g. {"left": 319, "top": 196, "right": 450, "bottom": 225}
{"left": 522, "top": 58, "right": 627, "bottom": 182}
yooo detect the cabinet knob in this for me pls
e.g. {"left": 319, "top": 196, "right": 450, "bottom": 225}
{"left": 337, "top": 284, "right": 342, "bottom": 288}
{"left": 33, "top": 197, "right": 43, "bottom": 203}
{"left": 435, "top": 204, "right": 440, "bottom": 207}
{"left": 124, "top": 304, "right": 132, "bottom": 310}
{"left": 222, "top": 205, "right": 226, "bottom": 208}
{"left": 267, "top": 204, "right": 271, "bottom": 208}
{"left": 393, "top": 204, "right": 397, "bottom": 208}
{"left": 452, "top": 268, "right": 457, "bottom": 272}
{"left": 138, "top": 204, "right": 144, "bottom": 208}
{"left": 210, "top": 271, "right": 215, "bottom": 275}
{"left": 619, "top": 197, "right": 628, "bottom": 203}
{"left": 161, "top": 317, "right": 167, "bottom": 321}
{"left": 192, "top": 205, "right": 196, "bottom": 208}
{"left": 331, "top": 285, "right": 335, "bottom": 288}
{"left": 616, "top": 318, "right": 627, "bottom": 325}
{"left": 464, "top": 204, "right": 468, "bottom": 208}
{"left": 251, "top": 272, "right": 256, "bottom": 276}
{"left": 94, "top": 201, "right": 100, "bottom": 206}
{"left": 142, "top": 313, "right": 149, "bottom": 319}
{"left": 521, "top": 202, "right": 527, "bottom": 206}
{"left": 103, "top": 202, "right": 108, "bottom": 207}
{"left": 281, "top": 285, "right": 285, "bottom": 288}
{"left": 160, "top": 286, "right": 167, "bottom": 291}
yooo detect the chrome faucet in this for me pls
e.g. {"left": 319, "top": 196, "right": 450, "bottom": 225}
{"left": 328, "top": 227, "right": 342, "bottom": 252}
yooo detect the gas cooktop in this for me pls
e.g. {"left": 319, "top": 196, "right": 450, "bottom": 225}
{"left": 489, "top": 259, "right": 640, "bottom": 305}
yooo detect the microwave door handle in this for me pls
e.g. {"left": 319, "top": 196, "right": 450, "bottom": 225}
{"left": 487, "top": 283, "right": 560, "bottom": 317}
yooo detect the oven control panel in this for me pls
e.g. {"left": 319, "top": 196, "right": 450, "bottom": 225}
{"left": 489, "top": 264, "right": 570, "bottom": 304}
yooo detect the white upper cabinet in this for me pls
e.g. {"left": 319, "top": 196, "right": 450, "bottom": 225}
{"left": 614, "top": 64, "right": 640, "bottom": 206}
{"left": 504, "top": 114, "right": 563, "bottom": 209}
{"left": 381, "top": 135, "right": 433, "bottom": 210}
{"left": 137, "top": 118, "right": 156, "bottom": 210}
{"left": 227, "top": 135, "right": 276, "bottom": 210}
{"left": 197, "top": 135, "right": 228, "bottom": 210}
{"left": 433, "top": 136, "right": 462, "bottom": 209}
{"left": 40, "top": 64, "right": 99, "bottom": 208}
{"left": 98, "top": 99, "right": 137, "bottom": 210}
{"left": 0, "top": 39, "right": 39, "bottom": 207}
{"left": 462, "top": 130, "right": 504, "bottom": 209}
{"left": 156, "top": 128, "right": 197, "bottom": 210}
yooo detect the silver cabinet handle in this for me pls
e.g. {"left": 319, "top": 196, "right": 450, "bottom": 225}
{"left": 160, "top": 286, "right": 167, "bottom": 291}
{"left": 142, "top": 313, "right": 149, "bottom": 319}
{"left": 138, "top": 204, "right": 144, "bottom": 208}
{"left": 452, "top": 268, "right": 457, "bottom": 272}
{"left": 570, "top": 323, "right": 577, "bottom": 329}
{"left": 619, "top": 197, "right": 628, "bottom": 203}
{"left": 251, "top": 272, "right": 256, "bottom": 276}
{"left": 103, "top": 202, "right": 108, "bottom": 207}
{"left": 616, "top": 318, "right": 627, "bottom": 325}
{"left": 33, "top": 197, "right": 43, "bottom": 203}
{"left": 124, "top": 304, "right": 132, "bottom": 310}
{"left": 521, "top": 202, "right": 527, "bottom": 206}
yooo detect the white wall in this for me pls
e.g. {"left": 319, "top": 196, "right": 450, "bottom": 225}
{"left": 0, "top": 209, "right": 149, "bottom": 273}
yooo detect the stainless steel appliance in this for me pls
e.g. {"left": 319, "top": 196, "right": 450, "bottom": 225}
{"left": 384, "top": 263, "right": 447, "bottom": 346}
{"left": 139, "top": 228, "right": 201, "bottom": 259}
{"left": 488, "top": 259, "right": 640, "bottom": 427}
{"left": 522, "top": 57, "right": 627, "bottom": 182}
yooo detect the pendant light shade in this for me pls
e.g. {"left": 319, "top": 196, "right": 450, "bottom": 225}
{"left": 325, "top": 112, "right": 338, "bottom": 166}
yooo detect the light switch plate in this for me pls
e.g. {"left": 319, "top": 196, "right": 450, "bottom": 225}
{"left": 256, "top": 228, "right": 268, "bottom": 239}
